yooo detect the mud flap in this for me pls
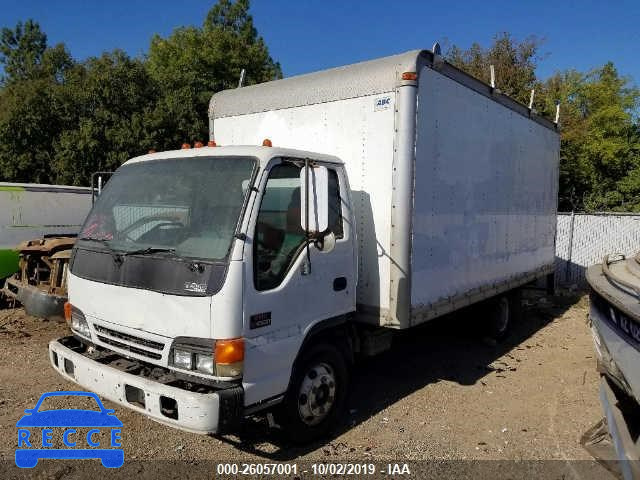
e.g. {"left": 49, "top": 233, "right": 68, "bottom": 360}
{"left": 217, "top": 386, "right": 244, "bottom": 434}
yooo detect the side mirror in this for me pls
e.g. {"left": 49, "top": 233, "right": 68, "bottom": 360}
{"left": 300, "top": 165, "right": 328, "bottom": 234}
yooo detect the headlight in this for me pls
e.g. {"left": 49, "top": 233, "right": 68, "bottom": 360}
{"left": 169, "top": 337, "right": 244, "bottom": 378}
{"left": 69, "top": 306, "right": 91, "bottom": 339}
{"left": 172, "top": 349, "right": 193, "bottom": 370}
{"left": 195, "top": 353, "right": 214, "bottom": 375}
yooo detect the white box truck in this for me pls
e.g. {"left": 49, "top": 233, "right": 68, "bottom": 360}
{"left": 49, "top": 49, "right": 560, "bottom": 441}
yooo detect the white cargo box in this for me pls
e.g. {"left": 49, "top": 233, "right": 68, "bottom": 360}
{"left": 209, "top": 49, "right": 559, "bottom": 329}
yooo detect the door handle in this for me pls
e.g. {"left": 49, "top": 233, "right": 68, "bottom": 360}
{"left": 333, "top": 277, "right": 347, "bottom": 291}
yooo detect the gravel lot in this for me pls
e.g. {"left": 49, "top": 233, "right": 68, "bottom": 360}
{"left": 0, "top": 291, "right": 615, "bottom": 479}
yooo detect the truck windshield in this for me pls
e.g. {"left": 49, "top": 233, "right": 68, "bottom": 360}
{"left": 79, "top": 156, "right": 255, "bottom": 261}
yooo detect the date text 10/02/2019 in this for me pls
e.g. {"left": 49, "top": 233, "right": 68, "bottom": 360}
{"left": 215, "top": 463, "right": 411, "bottom": 476}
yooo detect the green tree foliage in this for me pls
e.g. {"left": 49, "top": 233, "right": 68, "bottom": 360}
{"left": 0, "top": 37, "right": 75, "bottom": 182}
{"left": 146, "top": 0, "right": 281, "bottom": 149}
{"left": 447, "top": 33, "right": 542, "bottom": 105}
{"left": 0, "top": 19, "right": 47, "bottom": 83}
{"left": 52, "top": 51, "right": 158, "bottom": 185}
{"left": 0, "top": 1, "right": 281, "bottom": 185}
{"left": 552, "top": 64, "right": 640, "bottom": 211}
{"left": 447, "top": 35, "right": 640, "bottom": 212}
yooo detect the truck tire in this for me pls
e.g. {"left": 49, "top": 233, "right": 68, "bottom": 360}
{"left": 276, "top": 343, "right": 349, "bottom": 444}
{"left": 486, "top": 290, "right": 522, "bottom": 341}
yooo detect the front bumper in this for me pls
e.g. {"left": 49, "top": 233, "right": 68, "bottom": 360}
{"left": 49, "top": 336, "right": 243, "bottom": 434}
{"left": 3, "top": 277, "right": 66, "bottom": 320}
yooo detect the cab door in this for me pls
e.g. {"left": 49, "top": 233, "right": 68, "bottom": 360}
{"left": 242, "top": 158, "right": 355, "bottom": 405}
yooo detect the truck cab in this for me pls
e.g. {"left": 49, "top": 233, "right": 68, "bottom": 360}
{"left": 50, "top": 145, "right": 357, "bottom": 439}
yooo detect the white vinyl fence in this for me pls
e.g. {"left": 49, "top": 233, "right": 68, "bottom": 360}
{"left": 555, "top": 212, "right": 640, "bottom": 286}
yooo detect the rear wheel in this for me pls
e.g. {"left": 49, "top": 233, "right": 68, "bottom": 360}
{"left": 485, "top": 290, "right": 522, "bottom": 340}
{"left": 276, "top": 343, "right": 348, "bottom": 443}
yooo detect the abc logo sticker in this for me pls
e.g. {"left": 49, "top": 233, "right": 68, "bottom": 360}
{"left": 374, "top": 96, "right": 391, "bottom": 111}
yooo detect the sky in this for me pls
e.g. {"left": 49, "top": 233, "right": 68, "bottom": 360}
{"left": 2, "top": 0, "right": 640, "bottom": 86}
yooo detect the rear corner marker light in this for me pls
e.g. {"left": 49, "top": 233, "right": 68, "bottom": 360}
{"left": 215, "top": 338, "right": 244, "bottom": 364}
{"left": 207, "top": 140, "right": 217, "bottom": 147}
{"left": 402, "top": 72, "right": 417, "bottom": 80}
{"left": 64, "top": 302, "right": 72, "bottom": 323}
{"left": 181, "top": 143, "right": 191, "bottom": 149}
{"left": 262, "top": 139, "right": 272, "bottom": 147}
{"left": 194, "top": 141, "right": 204, "bottom": 148}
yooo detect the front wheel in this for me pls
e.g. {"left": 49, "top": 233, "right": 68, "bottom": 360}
{"left": 276, "top": 343, "right": 349, "bottom": 444}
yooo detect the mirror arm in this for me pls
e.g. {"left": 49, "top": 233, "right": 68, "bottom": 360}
{"left": 304, "top": 158, "right": 312, "bottom": 274}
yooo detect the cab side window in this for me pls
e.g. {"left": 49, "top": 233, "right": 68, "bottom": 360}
{"left": 254, "top": 164, "right": 305, "bottom": 291}
{"left": 254, "top": 163, "right": 344, "bottom": 291}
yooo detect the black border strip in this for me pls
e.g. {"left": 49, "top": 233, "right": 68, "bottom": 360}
{"left": 22, "top": 186, "right": 92, "bottom": 194}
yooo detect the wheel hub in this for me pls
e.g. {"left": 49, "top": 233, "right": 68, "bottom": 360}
{"left": 298, "top": 362, "right": 336, "bottom": 426}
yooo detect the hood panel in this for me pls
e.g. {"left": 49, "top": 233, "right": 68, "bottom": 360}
{"left": 68, "top": 272, "right": 211, "bottom": 339}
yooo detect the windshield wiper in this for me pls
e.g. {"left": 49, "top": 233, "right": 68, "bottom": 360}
{"left": 122, "top": 247, "right": 176, "bottom": 257}
{"left": 78, "top": 237, "right": 123, "bottom": 264}
{"left": 79, "top": 238, "right": 193, "bottom": 265}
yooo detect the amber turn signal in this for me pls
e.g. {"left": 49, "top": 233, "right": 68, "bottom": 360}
{"left": 64, "top": 302, "right": 72, "bottom": 322}
{"left": 215, "top": 338, "right": 244, "bottom": 364}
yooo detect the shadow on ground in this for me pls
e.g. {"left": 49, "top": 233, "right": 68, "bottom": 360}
{"left": 219, "top": 290, "right": 585, "bottom": 460}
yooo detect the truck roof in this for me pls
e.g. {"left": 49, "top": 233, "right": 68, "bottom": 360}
{"left": 125, "top": 145, "right": 344, "bottom": 166}
{"left": 209, "top": 48, "right": 557, "bottom": 132}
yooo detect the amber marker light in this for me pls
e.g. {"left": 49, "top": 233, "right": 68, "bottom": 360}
{"left": 215, "top": 338, "right": 244, "bottom": 364}
{"left": 64, "top": 302, "right": 72, "bottom": 323}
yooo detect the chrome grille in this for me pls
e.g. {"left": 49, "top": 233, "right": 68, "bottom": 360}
{"left": 96, "top": 336, "right": 162, "bottom": 360}
{"left": 94, "top": 325, "right": 165, "bottom": 360}
{"left": 94, "top": 325, "right": 164, "bottom": 350}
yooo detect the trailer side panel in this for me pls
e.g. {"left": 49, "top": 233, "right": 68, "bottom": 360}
{"left": 410, "top": 67, "right": 559, "bottom": 325}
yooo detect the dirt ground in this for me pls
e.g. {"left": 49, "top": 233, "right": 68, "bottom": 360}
{"left": 0, "top": 291, "right": 615, "bottom": 479}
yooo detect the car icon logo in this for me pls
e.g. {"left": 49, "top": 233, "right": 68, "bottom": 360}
{"left": 15, "top": 391, "right": 124, "bottom": 468}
